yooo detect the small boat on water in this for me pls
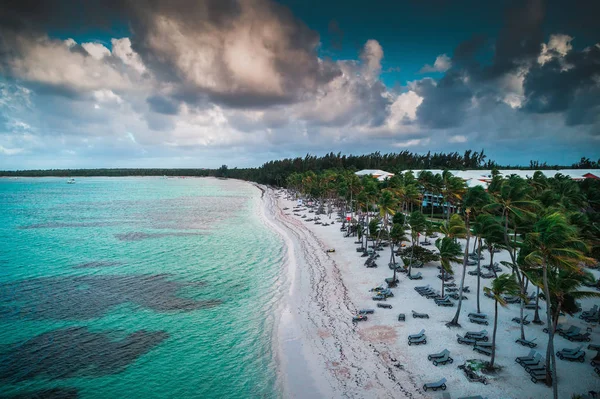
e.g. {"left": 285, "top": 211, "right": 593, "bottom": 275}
{"left": 67, "top": 178, "right": 75, "bottom": 184}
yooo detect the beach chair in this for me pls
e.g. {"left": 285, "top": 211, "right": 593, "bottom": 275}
{"left": 516, "top": 337, "right": 537, "bottom": 348}
{"left": 512, "top": 315, "right": 530, "bottom": 325}
{"left": 590, "top": 350, "right": 600, "bottom": 366}
{"left": 530, "top": 369, "right": 550, "bottom": 384}
{"left": 408, "top": 335, "right": 427, "bottom": 345}
{"left": 358, "top": 309, "right": 375, "bottom": 315}
{"left": 422, "top": 378, "right": 447, "bottom": 392}
{"left": 559, "top": 326, "right": 579, "bottom": 338}
{"left": 580, "top": 305, "right": 598, "bottom": 319}
{"left": 372, "top": 294, "right": 386, "bottom": 301}
{"left": 473, "top": 345, "right": 492, "bottom": 356}
{"left": 408, "top": 272, "right": 423, "bottom": 280}
{"left": 520, "top": 353, "right": 542, "bottom": 367}
{"left": 480, "top": 272, "right": 495, "bottom": 279}
{"left": 557, "top": 350, "right": 585, "bottom": 362}
{"left": 524, "top": 361, "right": 546, "bottom": 373}
{"left": 377, "top": 303, "right": 392, "bottom": 309}
{"left": 398, "top": 313, "right": 405, "bottom": 321}
{"left": 432, "top": 352, "right": 453, "bottom": 366}
{"left": 468, "top": 269, "right": 479, "bottom": 276}
{"left": 468, "top": 312, "right": 487, "bottom": 319}
{"left": 457, "top": 334, "right": 477, "bottom": 345}
{"left": 449, "top": 293, "right": 467, "bottom": 301}
{"left": 427, "top": 349, "right": 450, "bottom": 361}
{"left": 567, "top": 332, "right": 591, "bottom": 342}
{"left": 465, "top": 330, "right": 488, "bottom": 341}
{"left": 446, "top": 282, "right": 457, "bottom": 287}
{"left": 469, "top": 316, "right": 488, "bottom": 325}
{"left": 412, "top": 310, "right": 429, "bottom": 319}
{"left": 463, "top": 286, "right": 470, "bottom": 293}
{"left": 556, "top": 345, "right": 583, "bottom": 356}
{"left": 408, "top": 329, "right": 425, "bottom": 340}
{"left": 515, "top": 349, "right": 537, "bottom": 364}
{"left": 352, "top": 315, "right": 368, "bottom": 322}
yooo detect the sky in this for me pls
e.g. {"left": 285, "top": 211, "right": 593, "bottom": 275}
{"left": 0, "top": 0, "right": 598, "bottom": 170}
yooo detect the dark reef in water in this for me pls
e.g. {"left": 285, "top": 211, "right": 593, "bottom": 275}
{"left": 0, "top": 327, "right": 169, "bottom": 382}
{"left": 0, "top": 274, "right": 219, "bottom": 321}
{"left": 0, "top": 388, "right": 79, "bottom": 399}
{"left": 114, "top": 231, "right": 206, "bottom": 241}
{"left": 72, "top": 261, "right": 122, "bottom": 269}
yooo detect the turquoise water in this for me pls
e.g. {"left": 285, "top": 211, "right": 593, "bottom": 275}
{"left": 0, "top": 177, "right": 284, "bottom": 398}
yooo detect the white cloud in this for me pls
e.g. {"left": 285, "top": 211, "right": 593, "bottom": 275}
{"left": 538, "top": 34, "right": 573, "bottom": 67}
{"left": 448, "top": 135, "right": 467, "bottom": 143}
{"left": 0, "top": 145, "right": 23, "bottom": 155}
{"left": 82, "top": 42, "right": 111, "bottom": 60}
{"left": 111, "top": 38, "right": 147, "bottom": 74}
{"left": 420, "top": 54, "right": 452, "bottom": 73}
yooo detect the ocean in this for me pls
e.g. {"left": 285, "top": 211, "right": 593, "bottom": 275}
{"left": 0, "top": 177, "right": 284, "bottom": 398}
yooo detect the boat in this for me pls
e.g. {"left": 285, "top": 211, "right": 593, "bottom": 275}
{"left": 67, "top": 178, "right": 75, "bottom": 184}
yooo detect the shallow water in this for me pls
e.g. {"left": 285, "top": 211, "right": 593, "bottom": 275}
{"left": 0, "top": 177, "right": 283, "bottom": 398}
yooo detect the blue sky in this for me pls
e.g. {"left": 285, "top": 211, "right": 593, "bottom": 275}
{"left": 0, "top": 0, "right": 598, "bottom": 169}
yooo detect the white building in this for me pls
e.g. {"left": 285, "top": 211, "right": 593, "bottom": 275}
{"left": 355, "top": 169, "right": 395, "bottom": 181}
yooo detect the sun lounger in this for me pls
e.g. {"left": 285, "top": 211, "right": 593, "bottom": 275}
{"left": 530, "top": 369, "right": 550, "bottom": 384}
{"left": 398, "top": 313, "right": 405, "bottom": 321}
{"left": 432, "top": 352, "right": 454, "bottom": 366}
{"left": 515, "top": 349, "right": 537, "bottom": 364}
{"left": 557, "top": 349, "right": 585, "bottom": 362}
{"left": 377, "top": 303, "right": 392, "bottom": 309}
{"left": 473, "top": 345, "right": 492, "bottom": 356}
{"left": 465, "top": 330, "right": 488, "bottom": 341}
{"left": 512, "top": 315, "right": 530, "bottom": 325}
{"left": 412, "top": 310, "right": 429, "bottom": 319}
{"left": 466, "top": 260, "right": 477, "bottom": 266}
{"left": 422, "top": 377, "right": 447, "bottom": 392}
{"left": 409, "top": 329, "right": 425, "bottom": 340}
{"left": 358, "top": 309, "right": 375, "bottom": 315}
{"left": 504, "top": 295, "right": 520, "bottom": 304}
{"left": 456, "top": 334, "right": 477, "bottom": 345}
{"left": 449, "top": 293, "right": 467, "bottom": 301}
{"left": 567, "top": 332, "right": 591, "bottom": 342}
{"left": 468, "top": 312, "right": 487, "bottom": 319}
{"left": 480, "top": 272, "right": 495, "bottom": 279}
{"left": 446, "top": 282, "right": 457, "bottom": 287}
{"left": 468, "top": 270, "right": 479, "bottom": 276}
{"left": 469, "top": 316, "right": 489, "bottom": 325}
{"left": 352, "top": 315, "right": 368, "bottom": 322}
{"left": 524, "top": 362, "right": 546, "bottom": 373}
{"left": 557, "top": 345, "right": 583, "bottom": 356}
{"left": 408, "top": 272, "right": 423, "bottom": 280}
{"left": 372, "top": 294, "right": 386, "bottom": 301}
{"left": 520, "top": 353, "right": 542, "bottom": 367}
{"left": 524, "top": 303, "right": 540, "bottom": 310}
{"left": 408, "top": 335, "right": 427, "bottom": 345}
{"left": 428, "top": 349, "right": 450, "bottom": 361}
{"left": 516, "top": 337, "right": 537, "bottom": 348}
{"left": 559, "top": 326, "right": 579, "bottom": 337}
{"left": 589, "top": 344, "right": 600, "bottom": 351}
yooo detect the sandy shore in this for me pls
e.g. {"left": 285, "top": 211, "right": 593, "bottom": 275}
{"left": 261, "top": 186, "right": 600, "bottom": 399}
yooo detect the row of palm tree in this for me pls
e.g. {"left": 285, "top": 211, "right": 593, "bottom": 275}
{"left": 286, "top": 168, "right": 600, "bottom": 398}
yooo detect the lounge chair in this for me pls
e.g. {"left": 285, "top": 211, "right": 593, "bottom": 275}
{"left": 530, "top": 369, "right": 550, "bottom": 384}
{"left": 449, "top": 293, "right": 467, "bottom": 301}
{"left": 432, "top": 352, "right": 453, "bottom": 366}
{"left": 463, "top": 286, "right": 470, "bottom": 293}
{"left": 469, "top": 316, "right": 488, "bottom": 325}
{"left": 524, "top": 362, "right": 546, "bottom": 373}
{"left": 465, "top": 330, "right": 488, "bottom": 341}
{"left": 408, "top": 272, "right": 423, "bottom": 280}
{"left": 408, "top": 329, "right": 425, "bottom": 340}
{"left": 516, "top": 337, "right": 537, "bottom": 348}
{"left": 372, "top": 294, "right": 386, "bottom": 301}
{"left": 504, "top": 295, "right": 520, "bottom": 304}
{"left": 480, "top": 272, "right": 495, "bottom": 279}
{"left": 352, "top": 315, "right": 368, "bottom": 322}
{"left": 422, "top": 378, "right": 447, "bottom": 392}
{"left": 468, "top": 312, "right": 487, "bottom": 319}
{"left": 567, "top": 332, "right": 591, "bottom": 342}
{"left": 457, "top": 334, "right": 477, "bottom": 345}
{"left": 515, "top": 349, "right": 537, "bottom": 364}
{"left": 524, "top": 303, "right": 540, "bottom": 310}
{"left": 512, "top": 315, "right": 530, "bottom": 325}
{"left": 398, "top": 313, "right": 406, "bottom": 321}
{"left": 408, "top": 335, "right": 427, "bottom": 345}
{"left": 580, "top": 305, "right": 598, "bottom": 318}
{"left": 557, "top": 350, "right": 585, "bottom": 362}
{"left": 377, "top": 303, "right": 392, "bottom": 309}
{"left": 446, "top": 282, "right": 457, "bottom": 287}
{"left": 589, "top": 344, "right": 600, "bottom": 351}
{"left": 358, "top": 309, "right": 375, "bottom": 315}
{"left": 559, "top": 326, "right": 580, "bottom": 338}
{"left": 590, "top": 351, "right": 600, "bottom": 366}
{"left": 520, "top": 353, "right": 542, "bottom": 367}
{"left": 412, "top": 310, "right": 429, "bottom": 319}
{"left": 556, "top": 345, "right": 583, "bottom": 356}
{"left": 473, "top": 345, "right": 492, "bottom": 356}
{"left": 427, "top": 349, "right": 450, "bottom": 361}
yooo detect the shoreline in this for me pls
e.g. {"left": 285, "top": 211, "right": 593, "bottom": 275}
{"left": 258, "top": 185, "right": 599, "bottom": 399}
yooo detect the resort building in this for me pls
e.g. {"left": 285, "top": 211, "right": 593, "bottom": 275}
{"left": 355, "top": 169, "right": 395, "bottom": 181}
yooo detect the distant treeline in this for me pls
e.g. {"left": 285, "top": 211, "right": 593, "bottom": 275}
{"left": 2, "top": 151, "right": 598, "bottom": 186}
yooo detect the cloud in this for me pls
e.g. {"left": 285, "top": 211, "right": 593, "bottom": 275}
{"left": 82, "top": 42, "right": 111, "bottom": 60}
{"left": 419, "top": 54, "right": 452, "bottom": 73}
{"left": 448, "top": 135, "right": 467, "bottom": 143}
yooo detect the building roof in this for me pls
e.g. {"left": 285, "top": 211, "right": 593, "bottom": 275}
{"left": 355, "top": 169, "right": 395, "bottom": 181}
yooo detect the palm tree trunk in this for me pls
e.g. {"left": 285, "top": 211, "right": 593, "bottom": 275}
{"left": 450, "top": 214, "right": 471, "bottom": 326}
{"left": 533, "top": 286, "right": 542, "bottom": 324}
{"left": 477, "top": 239, "right": 483, "bottom": 313}
{"left": 490, "top": 298, "right": 499, "bottom": 367}
{"left": 441, "top": 268, "right": 445, "bottom": 298}
{"left": 542, "top": 258, "right": 558, "bottom": 398}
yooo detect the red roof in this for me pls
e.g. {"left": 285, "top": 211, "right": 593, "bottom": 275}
{"left": 583, "top": 173, "right": 600, "bottom": 180}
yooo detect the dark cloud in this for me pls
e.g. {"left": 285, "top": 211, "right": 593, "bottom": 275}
{"left": 146, "top": 95, "right": 180, "bottom": 115}
{"left": 414, "top": 73, "right": 473, "bottom": 129}
{"left": 523, "top": 44, "right": 600, "bottom": 126}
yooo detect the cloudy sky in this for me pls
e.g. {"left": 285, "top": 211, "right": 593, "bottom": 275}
{"left": 0, "top": 0, "right": 598, "bottom": 169}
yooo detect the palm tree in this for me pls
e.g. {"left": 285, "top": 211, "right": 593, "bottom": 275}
{"left": 449, "top": 186, "right": 491, "bottom": 326}
{"left": 435, "top": 236, "right": 462, "bottom": 298}
{"left": 376, "top": 189, "right": 397, "bottom": 247}
{"left": 484, "top": 273, "right": 520, "bottom": 368}
{"left": 389, "top": 223, "right": 409, "bottom": 284}
{"left": 407, "top": 211, "right": 427, "bottom": 277}
{"left": 524, "top": 212, "right": 593, "bottom": 398}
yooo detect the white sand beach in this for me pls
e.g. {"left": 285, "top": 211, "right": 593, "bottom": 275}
{"left": 262, "top": 186, "right": 600, "bottom": 399}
